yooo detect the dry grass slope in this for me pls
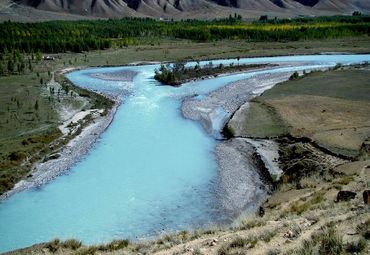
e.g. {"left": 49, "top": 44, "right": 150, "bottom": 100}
{"left": 230, "top": 66, "right": 370, "bottom": 158}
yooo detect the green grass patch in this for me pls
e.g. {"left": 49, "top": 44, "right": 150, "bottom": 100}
{"left": 228, "top": 100, "right": 289, "bottom": 138}
{"left": 259, "top": 69, "right": 370, "bottom": 102}
{"left": 333, "top": 175, "right": 355, "bottom": 185}
{"left": 287, "top": 191, "right": 325, "bottom": 215}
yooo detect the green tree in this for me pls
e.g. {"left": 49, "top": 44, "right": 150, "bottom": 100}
{"left": 7, "top": 59, "right": 14, "bottom": 74}
{"left": 259, "top": 15, "right": 268, "bottom": 22}
{"left": 352, "top": 11, "right": 362, "bottom": 16}
{"left": 0, "top": 62, "right": 4, "bottom": 75}
{"left": 289, "top": 71, "right": 299, "bottom": 80}
{"left": 36, "top": 51, "right": 42, "bottom": 62}
{"left": 28, "top": 59, "right": 32, "bottom": 71}
{"left": 17, "top": 61, "right": 25, "bottom": 73}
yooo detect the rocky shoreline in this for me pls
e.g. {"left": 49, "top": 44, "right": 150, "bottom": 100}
{"left": 180, "top": 69, "right": 296, "bottom": 219}
{"left": 181, "top": 71, "right": 293, "bottom": 139}
{"left": 214, "top": 138, "right": 274, "bottom": 219}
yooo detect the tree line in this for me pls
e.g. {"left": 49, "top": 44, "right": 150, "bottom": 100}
{"left": 0, "top": 15, "right": 369, "bottom": 54}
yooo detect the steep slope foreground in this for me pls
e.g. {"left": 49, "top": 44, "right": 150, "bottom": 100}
{"left": 7, "top": 0, "right": 370, "bottom": 19}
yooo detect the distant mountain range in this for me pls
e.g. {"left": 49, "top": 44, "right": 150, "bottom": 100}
{"left": 1, "top": 0, "right": 369, "bottom": 21}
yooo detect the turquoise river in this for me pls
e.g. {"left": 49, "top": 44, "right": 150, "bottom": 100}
{"left": 1, "top": 55, "right": 370, "bottom": 253}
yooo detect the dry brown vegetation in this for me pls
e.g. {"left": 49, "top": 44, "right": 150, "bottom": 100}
{"left": 5, "top": 156, "right": 369, "bottom": 255}
{"left": 229, "top": 66, "right": 370, "bottom": 158}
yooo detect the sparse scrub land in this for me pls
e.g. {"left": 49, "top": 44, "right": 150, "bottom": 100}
{"left": 286, "top": 225, "right": 369, "bottom": 255}
{"left": 0, "top": 70, "right": 113, "bottom": 195}
{"left": 0, "top": 73, "right": 61, "bottom": 194}
{"left": 43, "top": 238, "right": 129, "bottom": 254}
{"left": 217, "top": 236, "right": 258, "bottom": 255}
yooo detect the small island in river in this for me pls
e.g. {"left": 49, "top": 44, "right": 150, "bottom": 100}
{"left": 154, "top": 60, "right": 271, "bottom": 86}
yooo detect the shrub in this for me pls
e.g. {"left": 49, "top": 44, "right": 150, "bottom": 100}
{"left": 288, "top": 192, "right": 325, "bottom": 215}
{"left": 295, "top": 240, "right": 315, "bottom": 255}
{"left": 259, "top": 15, "right": 268, "bottom": 21}
{"left": 266, "top": 249, "right": 280, "bottom": 255}
{"left": 229, "top": 237, "right": 249, "bottom": 248}
{"left": 356, "top": 218, "right": 370, "bottom": 240}
{"left": 318, "top": 228, "right": 343, "bottom": 255}
{"left": 345, "top": 238, "right": 367, "bottom": 253}
{"left": 231, "top": 236, "right": 257, "bottom": 249}
{"left": 106, "top": 239, "right": 129, "bottom": 251}
{"left": 310, "top": 191, "right": 324, "bottom": 204}
{"left": 8, "top": 151, "right": 26, "bottom": 161}
{"left": 289, "top": 201, "right": 310, "bottom": 215}
{"left": 333, "top": 176, "right": 354, "bottom": 185}
{"left": 201, "top": 229, "right": 217, "bottom": 235}
{"left": 73, "top": 246, "right": 98, "bottom": 255}
{"left": 238, "top": 217, "right": 266, "bottom": 230}
{"left": 289, "top": 71, "right": 300, "bottom": 80}
{"left": 259, "top": 230, "right": 277, "bottom": 243}
{"left": 193, "top": 248, "right": 203, "bottom": 255}
{"left": 178, "top": 230, "right": 189, "bottom": 241}
{"left": 45, "top": 239, "right": 60, "bottom": 253}
{"left": 62, "top": 239, "right": 82, "bottom": 250}
{"left": 217, "top": 245, "right": 228, "bottom": 255}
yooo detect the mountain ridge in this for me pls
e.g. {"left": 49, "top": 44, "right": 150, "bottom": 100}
{"left": 2, "top": 0, "right": 370, "bottom": 21}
